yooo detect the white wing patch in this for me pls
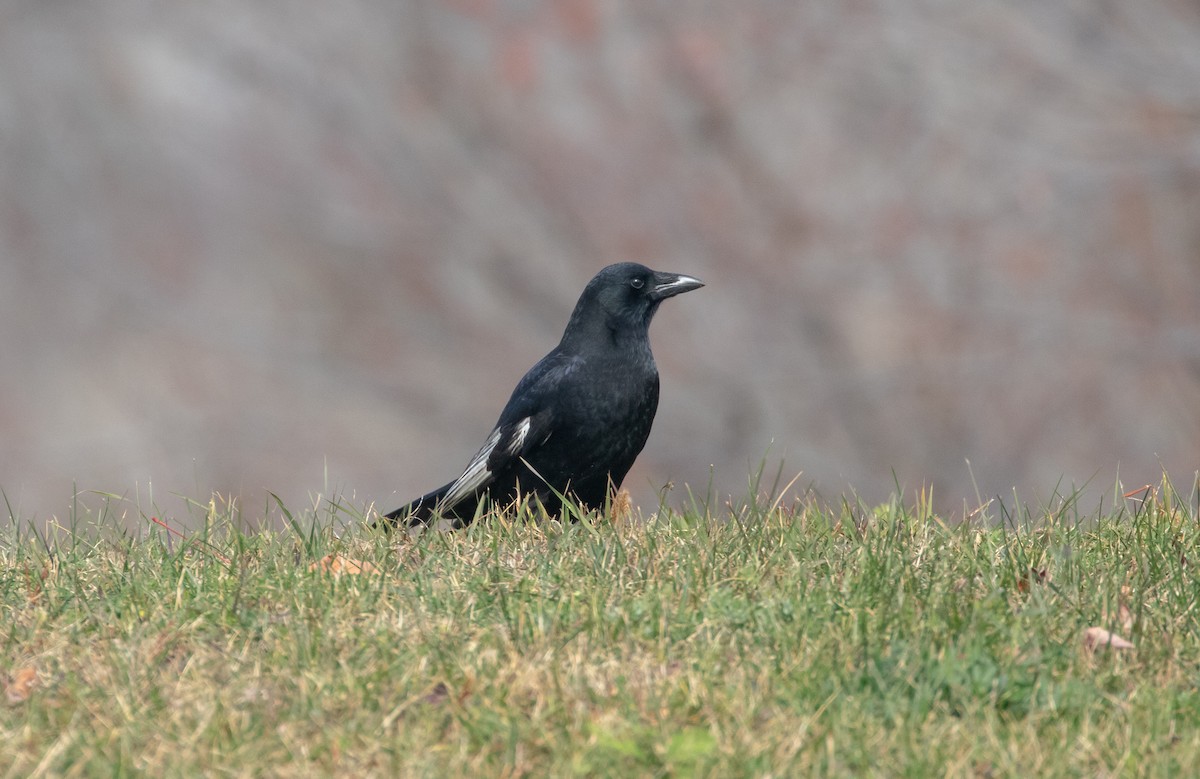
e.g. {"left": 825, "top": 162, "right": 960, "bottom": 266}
{"left": 507, "top": 417, "right": 531, "bottom": 455}
{"left": 439, "top": 417, "right": 532, "bottom": 510}
{"left": 439, "top": 427, "right": 501, "bottom": 509}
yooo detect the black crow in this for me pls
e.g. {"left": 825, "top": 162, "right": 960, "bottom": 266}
{"left": 381, "top": 262, "right": 703, "bottom": 528}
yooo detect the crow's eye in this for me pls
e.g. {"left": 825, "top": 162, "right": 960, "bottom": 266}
{"left": 630, "top": 278, "right": 645, "bottom": 290}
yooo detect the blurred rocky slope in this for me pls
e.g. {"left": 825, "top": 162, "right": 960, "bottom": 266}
{"left": 2, "top": 1, "right": 1198, "bottom": 523}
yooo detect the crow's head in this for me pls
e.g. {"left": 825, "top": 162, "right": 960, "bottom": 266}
{"left": 563, "top": 262, "right": 704, "bottom": 346}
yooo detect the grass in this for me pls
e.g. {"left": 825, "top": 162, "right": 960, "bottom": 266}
{"left": 1, "top": 475, "right": 1198, "bottom": 777}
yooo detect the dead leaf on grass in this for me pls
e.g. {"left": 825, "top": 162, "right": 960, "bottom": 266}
{"left": 22, "top": 562, "right": 53, "bottom": 605}
{"left": 422, "top": 682, "right": 450, "bottom": 705}
{"left": 6, "top": 667, "right": 39, "bottom": 704}
{"left": 421, "top": 679, "right": 473, "bottom": 707}
{"left": 1016, "top": 566, "right": 1048, "bottom": 594}
{"left": 1082, "top": 627, "right": 1135, "bottom": 652}
{"left": 309, "top": 554, "right": 380, "bottom": 576}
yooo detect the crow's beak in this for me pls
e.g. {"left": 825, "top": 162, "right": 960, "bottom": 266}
{"left": 650, "top": 272, "right": 705, "bottom": 300}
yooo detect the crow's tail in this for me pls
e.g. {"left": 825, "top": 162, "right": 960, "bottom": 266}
{"left": 377, "top": 482, "right": 454, "bottom": 529}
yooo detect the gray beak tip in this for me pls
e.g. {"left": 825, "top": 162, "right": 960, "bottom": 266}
{"left": 652, "top": 273, "right": 705, "bottom": 299}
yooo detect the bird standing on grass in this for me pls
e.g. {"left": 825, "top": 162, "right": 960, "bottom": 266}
{"left": 380, "top": 262, "right": 704, "bottom": 529}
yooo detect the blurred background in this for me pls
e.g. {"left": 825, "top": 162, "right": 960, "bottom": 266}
{"left": 2, "top": 1, "right": 1199, "bottom": 526}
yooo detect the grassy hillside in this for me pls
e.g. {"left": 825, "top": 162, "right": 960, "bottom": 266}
{"left": 2, "top": 478, "right": 1197, "bottom": 776}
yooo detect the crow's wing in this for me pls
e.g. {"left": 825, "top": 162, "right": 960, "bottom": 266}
{"left": 436, "top": 412, "right": 546, "bottom": 509}
{"left": 433, "top": 352, "right": 582, "bottom": 513}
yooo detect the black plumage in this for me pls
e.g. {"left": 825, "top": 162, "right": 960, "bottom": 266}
{"left": 381, "top": 262, "right": 703, "bottom": 528}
